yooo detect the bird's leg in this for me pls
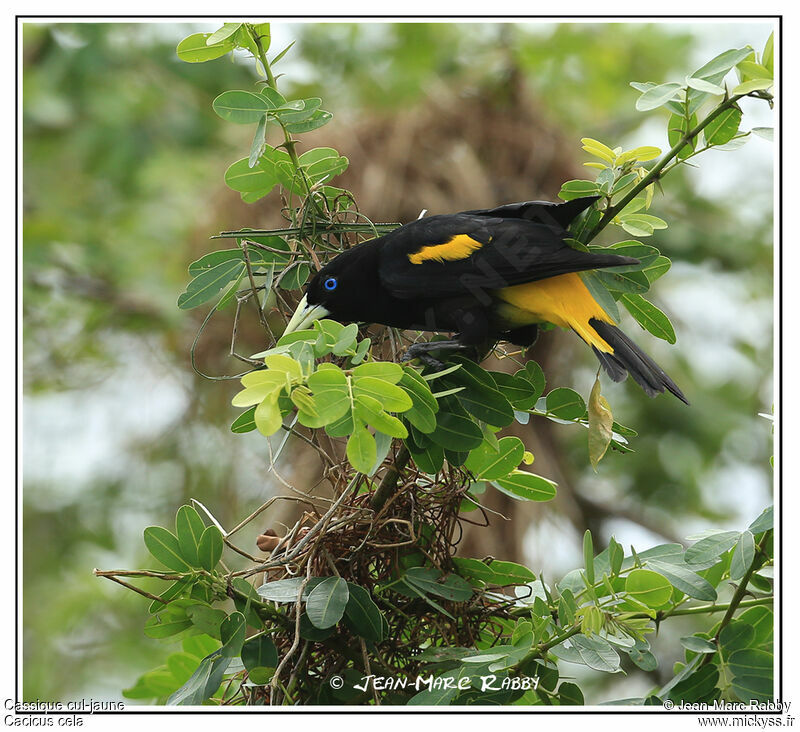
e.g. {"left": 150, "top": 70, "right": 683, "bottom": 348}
{"left": 401, "top": 340, "right": 471, "bottom": 370}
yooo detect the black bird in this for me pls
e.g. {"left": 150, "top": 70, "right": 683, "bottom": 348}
{"left": 284, "top": 196, "right": 687, "bottom": 403}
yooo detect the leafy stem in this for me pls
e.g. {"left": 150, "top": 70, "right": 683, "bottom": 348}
{"left": 699, "top": 529, "right": 773, "bottom": 667}
{"left": 246, "top": 24, "right": 316, "bottom": 209}
{"left": 586, "top": 92, "right": 748, "bottom": 241}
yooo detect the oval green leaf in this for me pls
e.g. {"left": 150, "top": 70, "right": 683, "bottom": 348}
{"left": 306, "top": 577, "right": 349, "bottom": 629}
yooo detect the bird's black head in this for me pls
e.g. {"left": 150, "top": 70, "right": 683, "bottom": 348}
{"left": 284, "top": 242, "right": 379, "bottom": 333}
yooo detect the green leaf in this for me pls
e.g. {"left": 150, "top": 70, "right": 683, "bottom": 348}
{"left": 615, "top": 146, "right": 662, "bottom": 166}
{"left": 256, "top": 577, "right": 324, "bottom": 603}
{"left": 441, "top": 358, "right": 514, "bottom": 427}
{"left": 685, "top": 76, "right": 725, "bottom": 94}
{"left": 685, "top": 531, "right": 741, "bottom": 564}
{"left": 408, "top": 673, "right": 463, "bottom": 705}
{"left": 213, "top": 91, "right": 271, "bottom": 124}
{"left": 520, "top": 361, "right": 546, "bottom": 398}
{"left": 186, "top": 604, "right": 226, "bottom": 639}
{"left": 738, "top": 606, "right": 773, "bottom": 647}
{"left": 680, "top": 635, "right": 717, "bottom": 654}
{"left": 625, "top": 569, "right": 672, "bottom": 608}
{"left": 144, "top": 526, "right": 191, "bottom": 572}
{"left": 729, "top": 531, "right": 755, "bottom": 581}
{"left": 583, "top": 529, "right": 595, "bottom": 585}
{"left": 274, "top": 98, "right": 322, "bottom": 125}
{"left": 352, "top": 361, "right": 403, "bottom": 382}
{"left": 347, "top": 424, "right": 377, "bottom": 473}
{"left": 668, "top": 112, "right": 699, "bottom": 160}
{"left": 399, "top": 369, "right": 439, "bottom": 433}
{"left": 646, "top": 560, "right": 717, "bottom": 601}
{"left": 175, "top": 505, "right": 206, "bottom": 567}
{"left": 597, "top": 268, "right": 650, "bottom": 293}
{"left": 220, "top": 612, "right": 246, "bottom": 656}
{"left": 557, "top": 682, "right": 584, "bottom": 706}
{"left": 451, "top": 557, "right": 495, "bottom": 584}
{"left": 408, "top": 443, "right": 444, "bottom": 474}
{"left": 298, "top": 147, "right": 349, "bottom": 185}
{"left": 581, "top": 137, "right": 616, "bottom": 162}
{"left": 703, "top": 107, "right": 743, "bottom": 146}
{"left": 252, "top": 393, "right": 283, "bottom": 436}
{"left": 567, "top": 634, "right": 620, "bottom": 673}
{"left": 167, "top": 649, "right": 231, "bottom": 705}
{"left": 307, "top": 368, "right": 351, "bottom": 423}
{"left": 428, "top": 410, "right": 483, "bottom": 452}
{"left": 260, "top": 87, "right": 286, "bottom": 109}
{"left": 610, "top": 172, "right": 639, "bottom": 194}
{"left": 178, "top": 260, "right": 245, "bottom": 310}
{"left": 621, "top": 294, "right": 676, "bottom": 343}
{"left": 206, "top": 23, "right": 242, "bottom": 45}
{"left": 546, "top": 387, "right": 586, "bottom": 420}
{"left": 352, "top": 375, "right": 412, "bottom": 412}
{"left": 728, "top": 648, "right": 772, "bottom": 679}
{"left": 188, "top": 245, "right": 286, "bottom": 276}
{"left": 354, "top": 395, "right": 408, "bottom": 438}
{"left": 465, "top": 436, "right": 524, "bottom": 480}
{"left": 248, "top": 114, "right": 268, "bottom": 167}
{"left": 730, "top": 674, "right": 773, "bottom": 704}
{"left": 668, "top": 665, "right": 719, "bottom": 704}
{"left": 343, "top": 584, "right": 385, "bottom": 642}
{"left": 732, "top": 78, "right": 774, "bottom": 95}
{"left": 224, "top": 157, "right": 278, "bottom": 194}
{"left": 588, "top": 377, "right": 613, "bottom": 469}
{"left": 475, "top": 559, "right": 534, "bottom": 585}
{"left": 149, "top": 578, "right": 192, "bottom": 614}
{"left": 644, "top": 256, "right": 672, "bottom": 284}
{"left": 762, "top": 32, "right": 774, "bottom": 74}
{"left": 176, "top": 32, "right": 235, "bottom": 63}
{"left": 752, "top": 127, "right": 773, "bottom": 142}
{"left": 197, "top": 526, "right": 223, "bottom": 572}
{"left": 579, "top": 271, "right": 620, "bottom": 322}
{"left": 270, "top": 39, "right": 294, "bottom": 66}
{"left": 692, "top": 47, "right": 754, "bottom": 85}
{"left": 719, "top": 619, "right": 755, "bottom": 657}
{"left": 241, "top": 635, "right": 278, "bottom": 684}
{"left": 306, "top": 577, "right": 349, "bottom": 629}
{"left": 493, "top": 470, "right": 557, "bottom": 502}
{"left": 285, "top": 109, "right": 333, "bottom": 134}
{"left": 489, "top": 371, "right": 540, "bottom": 410}
{"left": 404, "top": 567, "right": 472, "bottom": 602}
{"left": 558, "top": 180, "right": 601, "bottom": 201}
{"left": 629, "top": 82, "right": 685, "bottom": 115}
{"left": 609, "top": 537, "right": 624, "bottom": 576}
{"left": 144, "top": 606, "right": 192, "bottom": 639}
{"left": 749, "top": 506, "right": 773, "bottom": 534}
{"left": 737, "top": 59, "right": 773, "bottom": 81}
{"left": 635, "top": 82, "right": 682, "bottom": 111}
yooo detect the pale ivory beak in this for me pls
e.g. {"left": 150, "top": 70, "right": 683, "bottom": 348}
{"left": 284, "top": 294, "right": 331, "bottom": 335}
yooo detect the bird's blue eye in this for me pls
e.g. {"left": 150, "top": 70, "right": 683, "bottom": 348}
{"left": 324, "top": 277, "right": 338, "bottom": 291}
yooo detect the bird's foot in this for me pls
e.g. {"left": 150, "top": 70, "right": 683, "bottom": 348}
{"left": 401, "top": 340, "right": 470, "bottom": 371}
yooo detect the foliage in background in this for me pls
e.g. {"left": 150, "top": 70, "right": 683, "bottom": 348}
{"left": 95, "top": 25, "right": 776, "bottom": 706}
{"left": 21, "top": 22, "right": 773, "bottom": 705}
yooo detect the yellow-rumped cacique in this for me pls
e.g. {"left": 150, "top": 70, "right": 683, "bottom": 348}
{"left": 285, "top": 196, "right": 687, "bottom": 403}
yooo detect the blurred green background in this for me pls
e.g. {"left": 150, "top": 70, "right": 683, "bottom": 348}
{"left": 22, "top": 21, "right": 774, "bottom": 703}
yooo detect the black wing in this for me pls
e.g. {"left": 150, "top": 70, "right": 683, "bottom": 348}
{"left": 378, "top": 207, "right": 636, "bottom": 299}
{"left": 460, "top": 195, "right": 599, "bottom": 229}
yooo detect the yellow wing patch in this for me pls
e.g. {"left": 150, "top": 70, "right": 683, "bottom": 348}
{"left": 408, "top": 234, "right": 483, "bottom": 265}
{"left": 496, "top": 273, "right": 616, "bottom": 353}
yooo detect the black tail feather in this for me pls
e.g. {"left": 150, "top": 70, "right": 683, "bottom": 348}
{"left": 589, "top": 318, "right": 688, "bottom": 404}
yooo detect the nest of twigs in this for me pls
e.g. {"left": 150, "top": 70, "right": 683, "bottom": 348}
{"left": 225, "top": 423, "right": 521, "bottom": 705}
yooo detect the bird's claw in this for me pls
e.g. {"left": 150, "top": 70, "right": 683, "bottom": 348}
{"left": 401, "top": 344, "right": 447, "bottom": 371}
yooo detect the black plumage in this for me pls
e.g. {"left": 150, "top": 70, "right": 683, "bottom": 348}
{"left": 286, "top": 196, "right": 687, "bottom": 403}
